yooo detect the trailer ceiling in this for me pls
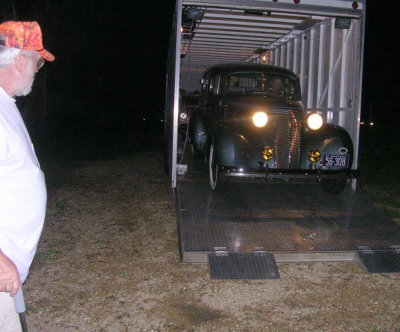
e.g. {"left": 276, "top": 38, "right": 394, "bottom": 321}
{"left": 180, "top": 0, "right": 363, "bottom": 73}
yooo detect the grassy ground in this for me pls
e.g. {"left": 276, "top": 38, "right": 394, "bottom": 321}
{"left": 21, "top": 122, "right": 400, "bottom": 332}
{"left": 358, "top": 125, "right": 400, "bottom": 222}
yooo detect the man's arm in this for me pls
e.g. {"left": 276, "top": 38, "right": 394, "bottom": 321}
{"left": 0, "top": 248, "right": 20, "bottom": 296}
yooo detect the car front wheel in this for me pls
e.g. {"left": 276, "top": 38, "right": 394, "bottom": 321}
{"left": 209, "top": 144, "right": 227, "bottom": 191}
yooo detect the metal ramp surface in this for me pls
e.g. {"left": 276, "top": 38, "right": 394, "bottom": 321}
{"left": 176, "top": 178, "right": 400, "bottom": 275}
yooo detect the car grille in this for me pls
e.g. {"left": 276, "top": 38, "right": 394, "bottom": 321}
{"left": 274, "top": 110, "right": 300, "bottom": 169}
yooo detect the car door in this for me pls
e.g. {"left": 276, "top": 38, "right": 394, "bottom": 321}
{"left": 206, "top": 74, "right": 224, "bottom": 131}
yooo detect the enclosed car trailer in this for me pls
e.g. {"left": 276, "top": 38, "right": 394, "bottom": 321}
{"left": 165, "top": 0, "right": 400, "bottom": 278}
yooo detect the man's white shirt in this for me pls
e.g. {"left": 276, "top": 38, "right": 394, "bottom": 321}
{"left": 0, "top": 87, "right": 46, "bottom": 283}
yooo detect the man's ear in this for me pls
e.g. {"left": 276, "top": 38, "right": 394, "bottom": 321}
{"left": 13, "top": 54, "right": 28, "bottom": 74}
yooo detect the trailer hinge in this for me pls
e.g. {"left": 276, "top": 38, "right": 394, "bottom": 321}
{"left": 213, "top": 246, "right": 229, "bottom": 256}
{"left": 391, "top": 245, "right": 400, "bottom": 254}
{"left": 358, "top": 246, "right": 374, "bottom": 254}
{"left": 253, "top": 247, "right": 267, "bottom": 255}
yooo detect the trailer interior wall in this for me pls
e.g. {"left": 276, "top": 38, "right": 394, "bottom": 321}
{"left": 169, "top": 0, "right": 366, "bottom": 187}
{"left": 267, "top": 16, "right": 363, "bottom": 166}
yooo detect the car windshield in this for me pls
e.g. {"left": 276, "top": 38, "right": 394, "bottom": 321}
{"left": 224, "top": 72, "right": 299, "bottom": 97}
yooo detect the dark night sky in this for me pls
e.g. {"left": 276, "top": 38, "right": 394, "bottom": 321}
{"left": 362, "top": 1, "right": 399, "bottom": 122}
{"left": 47, "top": 1, "right": 398, "bottom": 126}
{"left": 3, "top": 1, "right": 399, "bottom": 132}
{"left": 45, "top": 1, "right": 175, "bottom": 113}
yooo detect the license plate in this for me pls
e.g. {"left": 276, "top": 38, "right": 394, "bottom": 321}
{"left": 322, "top": 154, "right": 349, "bottom": 168}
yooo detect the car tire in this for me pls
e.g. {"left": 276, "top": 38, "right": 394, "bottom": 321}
{"left": 321, "top": 175, "right": 347, "bottom": 194}
{"left": 191, "top": 142, "right": 199, "bottom": 157}
{"left": 209, "top": 144, "right": 227, "bottom": 191}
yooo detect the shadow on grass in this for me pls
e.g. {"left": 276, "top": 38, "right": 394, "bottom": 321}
{"left": 34, "top": 119, "right": 165, "bottom": 192}
{"left": 36, "top": 119, "right": 164, "bottom": 163}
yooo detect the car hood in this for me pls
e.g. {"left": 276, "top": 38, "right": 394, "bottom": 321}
{"left": 224, "top": 94, "right": 303, "bottom": 111}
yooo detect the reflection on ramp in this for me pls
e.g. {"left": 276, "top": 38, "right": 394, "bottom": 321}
{"left": 176, "top": 182, "right": 400, "bottom": 273}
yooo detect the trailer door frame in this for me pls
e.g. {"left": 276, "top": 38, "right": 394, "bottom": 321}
{"left": 168, "top": 0, "right": 366, "bottom": 188}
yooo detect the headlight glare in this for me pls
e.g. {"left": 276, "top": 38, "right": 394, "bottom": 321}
{"left": 252, "top": 111, "right": 268, "bottom": 127}
{"left": 307, "top": 113, "right": 323, "bottom": 130}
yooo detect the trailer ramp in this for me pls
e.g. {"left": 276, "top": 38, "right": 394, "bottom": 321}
{"left": 176, "top": 162, "right": 400, "bottom": 278}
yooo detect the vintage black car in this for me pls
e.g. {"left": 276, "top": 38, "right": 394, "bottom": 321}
{"left": 189, "top": 63, "right": 355, "bottom": 193}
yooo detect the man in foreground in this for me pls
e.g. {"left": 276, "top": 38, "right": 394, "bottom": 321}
{"left": 0, "top": 21, "right": 55, "bottom": 331}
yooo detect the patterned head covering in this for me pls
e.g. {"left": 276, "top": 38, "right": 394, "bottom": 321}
{"left": 0, "top": 21, "right": 55, "bottom": 61}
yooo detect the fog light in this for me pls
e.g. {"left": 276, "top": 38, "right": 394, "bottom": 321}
{"left": 308, "top": 149, "right": 321, "bottom": 163}
{"left": 262, "top": 146, "right": 274, "bottom": 161}
{"left": 179, "top": 112, "right": 187, "bottom": 120}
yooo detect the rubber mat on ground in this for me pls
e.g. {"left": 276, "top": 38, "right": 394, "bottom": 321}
{"left": 357, "top": 247, "right": 400, "bottom": 273}
{"left": 209, "top": 252, "right": 280, "bottom": 279}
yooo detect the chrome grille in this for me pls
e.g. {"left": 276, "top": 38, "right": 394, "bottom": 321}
{"left": 288, "top": 110, "right": 300, "bottom": 168}
{"left": 273, "top": 110, "right": 300, "bottom": 169}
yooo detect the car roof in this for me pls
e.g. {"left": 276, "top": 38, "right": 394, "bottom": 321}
{"left": 205, "top": 63, "right": 297, "bottom": 79}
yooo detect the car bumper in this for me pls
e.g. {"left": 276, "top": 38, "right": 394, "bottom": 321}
{"left": 221, "top": 167, "right": 359, "bottom": 180}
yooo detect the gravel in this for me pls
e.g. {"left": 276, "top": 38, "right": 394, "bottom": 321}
{"left": 23, "top": 150, "right": 400, "bottom": 332}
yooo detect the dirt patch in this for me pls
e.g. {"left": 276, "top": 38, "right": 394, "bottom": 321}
{"left": 23, "top": 150, "right": 400, "bottom": 332}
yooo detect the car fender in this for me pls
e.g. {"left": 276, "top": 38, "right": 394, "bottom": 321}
{"left": 212, "top": 123, "right": 252, "bottom": 167}
{"left": 302, "top": 124, "right": 354, "bottom": 168}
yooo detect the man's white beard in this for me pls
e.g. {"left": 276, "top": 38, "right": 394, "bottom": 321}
{"left": 15, "top": 76, "right": 35, "bottom": 97}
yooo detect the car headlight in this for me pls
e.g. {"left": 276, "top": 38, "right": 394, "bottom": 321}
{"left": 179, "top": 112, "right": 187, "bottom": 120}
{"left": 306, "top": 113, "right": 323, "bottom": 130}
{"left": 252, "top": 111, "right": 268, "bottom": 128}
